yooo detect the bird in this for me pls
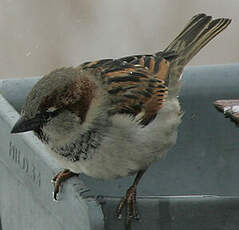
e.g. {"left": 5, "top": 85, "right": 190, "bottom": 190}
{"left": 11, "top": 13, "right": 231, "bottom": 229}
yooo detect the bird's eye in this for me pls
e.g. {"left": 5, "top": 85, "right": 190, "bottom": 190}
{"left": 47, "top": 107, "right": 58, "bottom": 113}
{"left": 48, "top": 109, "right": 62, "bottom": 118}
{"left": 41, "top": 112, "right": 50, "bottom": 120}
{"left": 40, "top": 109, "right": 63, "bottom": 122}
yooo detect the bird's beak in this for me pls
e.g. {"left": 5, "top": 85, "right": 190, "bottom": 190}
{"left": 11, "top": 116, "right": 42, "bottom": 134}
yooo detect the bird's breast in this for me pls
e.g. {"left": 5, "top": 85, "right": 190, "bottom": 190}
{"left": 64, "top": 98, "right": 182, "bottom": 179}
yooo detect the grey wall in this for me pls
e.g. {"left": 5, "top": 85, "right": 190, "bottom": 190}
{"left": 0, "top": 0, "right": 237, "bottom": 78}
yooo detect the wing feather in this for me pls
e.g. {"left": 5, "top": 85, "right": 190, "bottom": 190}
{"left": 80, "top": 54, "right": 170, "bottom": 126}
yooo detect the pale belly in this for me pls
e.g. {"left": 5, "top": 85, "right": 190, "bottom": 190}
{"left": 59, "top": 98, "right": 182, "bottom": 179}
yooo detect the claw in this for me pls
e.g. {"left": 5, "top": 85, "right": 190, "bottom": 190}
{"left": 52, "top": 192, "right": 59, "bottom": 202}
{"left": 117, "top": 213, "right": 122, "bottom": 220}
{"left": 117, "top": 184, "right": 139, "bottom": 228}
{"left": 51, "top": 169, "right": 77, "bottom": 200}
{"left": 116, "top": 170, "right": 146, "bottom": 229}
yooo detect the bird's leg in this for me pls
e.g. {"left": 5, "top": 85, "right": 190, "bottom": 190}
{"left": 117, "top": 170, "right": 146, "bottom": 229}
{"left": 52, "top": 169, "right": 78, "bottom": 200}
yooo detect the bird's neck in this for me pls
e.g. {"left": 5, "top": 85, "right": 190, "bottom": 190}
{"left": 36, "top": 126, "right": 103, "bottom": 162}
{"left": 53, "top": 128, "right": 103, "bottom": 161}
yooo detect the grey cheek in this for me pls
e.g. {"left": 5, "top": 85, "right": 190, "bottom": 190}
{"left": 45, "top": 112, "right": 81, "bottom": 135}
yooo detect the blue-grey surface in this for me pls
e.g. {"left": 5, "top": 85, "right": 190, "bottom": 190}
{"left": 101, "top": 196, "right": 239, "bottom": 230}
{"left": 0, "top": 64, "right": 239, "bottom": 230}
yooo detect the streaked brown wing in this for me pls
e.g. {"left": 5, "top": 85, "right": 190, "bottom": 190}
{"left": 80, "top": 54, "right": 170, "bottom": 126}
{"left": 102, "top": 61, "right": 168, "bottom": 126}
{"left": 80, "top": 52, "right": 171, "bottom": 82}
{"left": 117, "top": 54, "right": 170, "bottom": 82}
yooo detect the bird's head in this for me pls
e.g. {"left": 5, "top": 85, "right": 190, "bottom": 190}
{"left": 11, "top": 67, "right": 105, "bottom": 144}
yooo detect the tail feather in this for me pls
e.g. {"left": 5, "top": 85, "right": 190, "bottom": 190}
{"left": 161, "top": 13, "right": 231, "bottom": 96}
{"left": 162, "top": 13, "right": 212, "bottom": 56}
{"left": 189, "top": 18, "right": 231, "bottom": 61}
{"left": 163, "top": 14, "right": 231, "bottom": 66}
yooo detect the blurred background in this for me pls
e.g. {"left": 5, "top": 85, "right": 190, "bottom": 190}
{"left": 0, "top": 0, "right": 238, "bottom": 78}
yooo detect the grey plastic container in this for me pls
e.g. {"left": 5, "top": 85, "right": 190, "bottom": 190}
{"left": 0, "top": 64, "right": 239, "bottom": 230}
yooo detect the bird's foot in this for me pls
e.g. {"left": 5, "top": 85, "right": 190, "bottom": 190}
{"left": 52, "top": 169, "right": 77, "bottom": 200}
{"left": 117, "top": 184, "right": 140, "bottom": 229}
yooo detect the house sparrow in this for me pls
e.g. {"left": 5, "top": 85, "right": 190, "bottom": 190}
{"left": 11, "top": 13, "right": 231, "bottom": 229}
